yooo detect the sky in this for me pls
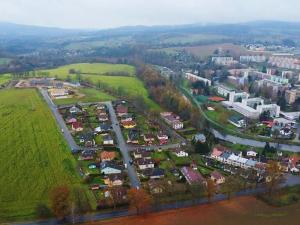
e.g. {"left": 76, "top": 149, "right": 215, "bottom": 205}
{"left": 0, "top": 0, "right": 299, "bottom": 29}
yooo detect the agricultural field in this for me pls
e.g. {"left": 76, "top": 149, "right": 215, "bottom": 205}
{"left": 53, "top": 88, "right": 116, "bottom": 105}
{"left": 174, "top": 43, "right": 251, "bottom": 59}
{"left": 0, "top": 89, "right": 94, "bottom": 221}
{"left": 36, "top": 63, "right": 160, "bottom": 110}
{"left": 160, "top": 34, "right": 230, "bottom": 45}
{"left": 0, "top": 74, "right": 11, "bottom": 85}
{"left": 89, "top": 196, "right": 300, "bottom": 225}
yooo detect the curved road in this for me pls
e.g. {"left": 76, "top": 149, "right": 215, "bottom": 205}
{"left": 180, "top": 86, "right": 300, "bottom": 153}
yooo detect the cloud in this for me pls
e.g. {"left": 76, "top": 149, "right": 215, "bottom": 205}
{"left": 0, "top": 0, "right": 299, "bottom": 29}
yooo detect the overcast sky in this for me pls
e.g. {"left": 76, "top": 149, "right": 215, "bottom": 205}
{"left": 0, "top": 0, "right": 299, "bottom": 29}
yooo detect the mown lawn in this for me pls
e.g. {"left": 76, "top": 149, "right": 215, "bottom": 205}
{"left": 36, "top": 63, "right": 160, "bottom": 110}
{"left": 53, "top": 88, "right": 116, "bottom": 105}
{"left": 0, "top": 89, "right": 95, "bottom": 221}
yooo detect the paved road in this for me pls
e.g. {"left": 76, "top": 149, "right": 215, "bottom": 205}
{"left": 14, "top": 173, "right": 300, "bottom": 225}
{"left": 41, "top": 89, "right": 140, "bottom": 187}
{"left": 39, "top": 88, "right": 81, "bottom": 152}
{"left": 127, "top": 143, "right": 180, "bottom": 151}
{"left": 106, "top": 102, "right": 141, "bottom": 188}
{"left": 212, "top": 129, "right": 300, "bottom": 152}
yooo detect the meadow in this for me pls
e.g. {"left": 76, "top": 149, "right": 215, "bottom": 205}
{"left": 0, "top": 89, "right": 94, "bottom": 221}
{"left": 37, "top": 63, "right": 160, "bottom": 110}
{"left": 0, "top": 74, "right": 11, "bottom": 85}
{"left": 39, "top": 63, "right": 136, "bottom": 77}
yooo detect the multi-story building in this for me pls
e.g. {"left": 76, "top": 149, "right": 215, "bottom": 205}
{"left": 185, "top": 73, "right": 211, "bottom": 86}
{"left": 211, "top": 57, "right": 237, "bottom": 66}
{"left": 285, "top": 90, "right": 297, "bottom": 104}
{"left": 240, "top": 55, "right": 266, "bottom": 63}
{"left": 217, "top": 85, "right": 249, "bottom": 104}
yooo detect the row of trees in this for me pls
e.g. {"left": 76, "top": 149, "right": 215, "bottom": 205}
{"left": 136, "top": 64, "right": 205, "bottom": 132}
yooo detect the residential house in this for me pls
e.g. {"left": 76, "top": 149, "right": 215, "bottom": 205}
{"left": 79, "top": 132, "right": 95, "bottom": 147}
{"left": 289, "top": 155, "right": 300, "bottom": 172}
{"left": 100, "top": 161, "right": 123, "bottom": 174}
{"left": 103, "top": 134, "right": 114, "bottom": 145}
{"left": 104, "top": 186, "right": 128, "bottom": 204}
{"left": 104, "top": 174, "right": 123, "bottom": 187}
{"left": 148, "top": 179, "right": 165, "bottom": 194}
{"left": 49, "top": 88, "right": 69, "bottom": 98}
{"left": 98, "top": 114, "right": 109, "bottom": 122}
{"left": 144, "top": 133, "right": 155, "bottom": 145}
{"left": 69, "top": 106, "right": 81, "bottom": 114}
{"left": 66, "top": 117, "right": 77, "bottom": 124}
{"left": 127, "top": 129, "right": 139, "bottom": 144}
{"left": 157, "top": 132, "right": 168, "bottom": 145}
{"left": 96, "top": 109, "right": 107, "bottom": 116}
{"left": 72, "top": 122, "right": 83, "bottom": 132}
{"left": 121, "top": 121, "right": 137, "bottom": 129}
{"left": 247, "top": 150, "right": 258, "bottom": 157}
{"left": 220, "top": 151, "right": 232, "bottom": 164}
{"left": 181, "top": 167, "right": 206, "bottom": 185}
{"left": 136, "top": 158, "right": 155, "bottom": 170}
{"left": 79, "top": 150, "right": 95, "bottom": 161}
{"left": 173, "top": 149, "right": 189, "bottom": 157}
{"left": 142, "top": 168, "right": 165, "bottom": 179}
{"left": 120, "top": 114, "right": 133, "bottom": 123}
{"left": 211, "top": 171, "right": 225, "bottom": 184}
{"left": 211, "top": 146, "right": 225, "bottom": 161}
{"left": 160, "top": 112, "right": 184, "bottom": 130}
{"left": 116, "top": 105, "right": 128, "bottom": 117}
{"left": 96, "top": 104, "right": 106, "bottom": 110}
{"left": 245, "top": 159, "right": 257, "bottom": 169}
{"left": 132, "top": 149, "right": 151, "bottom": 159}
{"left": 94, "top": 123, "right": 111, "bottom": 134}
{"left": 100, "top": 151, "right": 117, "bottom": 162}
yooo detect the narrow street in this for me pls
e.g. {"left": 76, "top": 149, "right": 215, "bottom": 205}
{"left": 40, "top": 88, "right": 141, "bottom": 188}
{"left": 39, "top": 88, "right": 81, "bottom": 152}
{"left": 106, "top": 102, "right": 141, "bottom": 188}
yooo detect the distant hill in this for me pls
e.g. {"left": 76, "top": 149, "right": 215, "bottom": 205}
{"left": 0, "top": 22, "right": 82, "bottom": 37}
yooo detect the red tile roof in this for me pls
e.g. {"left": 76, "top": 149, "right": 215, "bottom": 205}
{"left": 208, "top": 96, "right": 226, "bottom": 102}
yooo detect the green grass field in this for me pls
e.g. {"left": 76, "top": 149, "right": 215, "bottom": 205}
{"left": 0, "top": 74, "right": 11, "bottom": 85}
{"left": 53, "top": 88, "right": 116, "bottom": 105}
{"left": 0, "top": 89, "right": 94, "bottom": 221}
{"left": 37, "top": 63, "right": 160, "bottom": 110}
{"left": 39, "top": 63, "right": 136, "bottom": 77}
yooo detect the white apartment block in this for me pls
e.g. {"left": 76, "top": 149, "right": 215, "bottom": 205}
{"left": 240, "top": 55, "right": 266, "bottom": 63}
{"left": 229, "top": 98, "right": 280, "bottom": 119}
{"left": 211, "top": 57, "right": 237, "bottom": 66}
{"left": 268, "top": 56, "right": 300, "bottom": 70}
{"left": 217, "top": 85, "right": 249, "bottom": 104}
{"left": 185, "top": 73, "right": 212, "bottom": 86}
